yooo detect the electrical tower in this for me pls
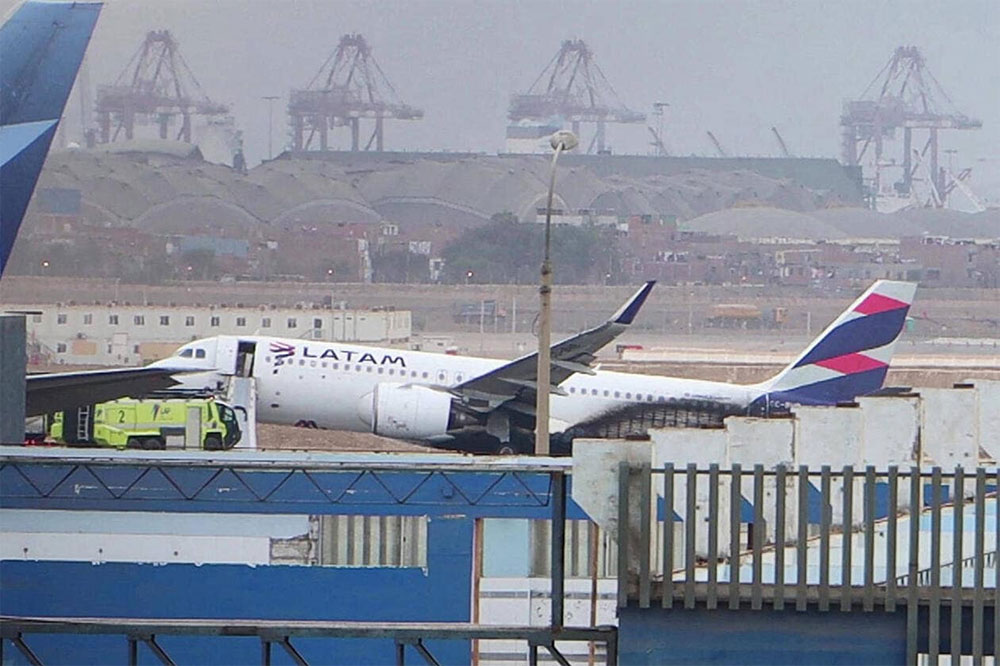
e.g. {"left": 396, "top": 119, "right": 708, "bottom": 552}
{"left": 288, "top": 33, "right": 423, "bottom": 152}
{"left": 509, "top": 40, "right": 645, "bottom": 154}
{"left": 94, "top": 30, "right": 229, "bottom": 144}
{"left": 841, "top": 46, "right": 981, "bottom": 208}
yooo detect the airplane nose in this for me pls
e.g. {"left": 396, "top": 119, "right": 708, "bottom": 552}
{"left": 357, "top": 391, "right": 374, "bottom": 427}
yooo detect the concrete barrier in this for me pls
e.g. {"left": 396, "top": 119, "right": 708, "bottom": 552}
{"left": 920, "top": 386, "right": 979, "bottom": 468}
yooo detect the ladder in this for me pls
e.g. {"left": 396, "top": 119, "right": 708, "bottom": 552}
{"left": 75, "top": 405, "right": 92, "bottom": 442}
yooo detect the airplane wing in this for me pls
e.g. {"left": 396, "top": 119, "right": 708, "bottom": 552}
{"left": 451, "top": 281, "right": 655, "bottom": 412}
{"left": 1, "top": 1, "right": 103, "bottom": 275}
{"left": 25, "top": 366, "right": 185, "bottom": 416}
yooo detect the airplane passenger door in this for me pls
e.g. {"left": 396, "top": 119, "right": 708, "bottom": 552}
{"left": 236, "top": 340, "right": 257, "bottom": 378}
{"left": 214, "top": 337, "right": 241, "bottom": 375}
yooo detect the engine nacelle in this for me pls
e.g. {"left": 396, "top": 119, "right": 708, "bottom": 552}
{"left": 359, "top": 383, "right": 454, "bottom": 439}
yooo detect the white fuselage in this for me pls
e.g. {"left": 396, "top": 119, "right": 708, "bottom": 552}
{"left": 160, "top": 335, "right": 762, "bottom": 440}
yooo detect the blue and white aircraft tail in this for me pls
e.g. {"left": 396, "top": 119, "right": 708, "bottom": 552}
{"left": 752, "top": 279, "right": 917, "bottom": 411}
{"left": 1, "top": 0, "right": 102, "bottom": 275}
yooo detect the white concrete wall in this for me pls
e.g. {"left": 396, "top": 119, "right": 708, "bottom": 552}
{"left": 857, "top": 395, "right": 920, "bottom": 467}
{"left": 581, "top": 384, "right": 996, "bottom": 546}
{"left": 920, "top": 387, "right": 979, "bottom": 469}
{"left": 970, "top": 379, "right": 1000, "bottom": 462}
{"left": 727, "top": 417, "right": 795, "bottom": 467}
{"left": 794, "top": 405, "right": 864, "bottom": 468}
{"left": 652, "top": 429, "right": 729, "bottom": 559}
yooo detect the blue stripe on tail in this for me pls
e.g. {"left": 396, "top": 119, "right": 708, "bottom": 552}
{"left": 769, "top": 366, "right": 889, "bottom": 407}
{"left": 794, "top": 307, "right": 909, "bottom": 368}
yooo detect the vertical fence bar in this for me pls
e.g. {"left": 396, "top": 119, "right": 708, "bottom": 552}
{"left": 994, "top": 468, "right": 999, "bottom": 666}
{"left": 707, "top": 464, "right": 720, "bottom": 610}
{"left": 906, "top": 466, "right": 920, "bottom": 665}
{"left": 639, "top": 463, "right": 651, "bottom": 610}
{"left": 661, "top": 463, "right": 674, "bottom": 609}
{"left": 864, "top": 466, "right": 876, "bottom": 612}
{"left": 685, "top": 464, "right": 697, "bottom": 609}
{"left": 929, "top": 466, "right": 942, "bottom": 663}
{"left": 552, "top": 471, "right": 567, "bottom": 629}
{"left": 729, "top": 463, "right": 742, "bottom": 610}
{"left": 774, "top": 465, "right": 787, "bottom": 611}
{"left": 796, "top": 466, "right": 808, "bottom": 612}
{"left": 951, "top": 466, "right": 964, "bottom": 666}
{"left": 973, "top": 468, "right": 985, "bottom": 665}
{"left": 820, "top": 466, "right": 831, "bottom": 612}
{"left": 617, "top": 461, "right": 629, "bottom": 610}
{"left": 886, "top": 466, "right": 898, "bottom": 613}
{"left": 841, "top": 466, "right": 854, "bottom": 612}
{"left": 752, "top": 464, "right": 765, "bottom": 610}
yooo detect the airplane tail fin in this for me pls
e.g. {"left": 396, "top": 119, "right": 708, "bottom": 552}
{"left": 759, "top": 280, "right": 917, "bottom": 405}
{"left": 1, "top": 1, "right": 102, "bottom": 275}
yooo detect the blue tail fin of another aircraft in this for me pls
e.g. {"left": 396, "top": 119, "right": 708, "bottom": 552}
{"left": 1, "top": 1, "right": 102, "bottom": 275}
{"left": 759, "top": 280, "right": 917, "bottom": 407}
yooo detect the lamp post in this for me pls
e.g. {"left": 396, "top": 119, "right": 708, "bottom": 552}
{"left": 262, "top": 95, "right": 279, "bottom": 160}
{"left": 535, "top": 130, "right": 578, "bottom": 456}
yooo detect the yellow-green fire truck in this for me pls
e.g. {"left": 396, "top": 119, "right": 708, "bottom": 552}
{"left": 49, "top": 398, "right": 241, "bottom": 450}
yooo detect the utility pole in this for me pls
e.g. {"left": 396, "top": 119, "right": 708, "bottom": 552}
{"left": 535, "top": 130, "right": 578, "bottom": 456}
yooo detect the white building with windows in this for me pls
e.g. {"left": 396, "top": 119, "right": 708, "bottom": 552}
{"left": 15, "top": 303, "right": 411, "bottom": 367}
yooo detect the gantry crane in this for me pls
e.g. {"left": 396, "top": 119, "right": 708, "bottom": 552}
{"left": 841, "top": 46, "right": 981, "bottom": 205}
{"left": 509, "top": 40, "right": 644, "bottom": 154}
{"left": 288, "top": 33, "right": 423, "bottom": 152}
{"left": 94, "top": 30, "right": 229, "bottom": 144}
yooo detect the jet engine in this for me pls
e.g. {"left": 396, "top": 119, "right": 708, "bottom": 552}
{"left": 358, "top": 383, "right": 458, "bottom": 439}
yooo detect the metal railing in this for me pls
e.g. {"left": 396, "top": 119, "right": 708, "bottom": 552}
{"left": 616, "top": 463, "right": 1000, "bottom": 664}
{"left": 0, "top": 449, "right": 616, "bottom": 666}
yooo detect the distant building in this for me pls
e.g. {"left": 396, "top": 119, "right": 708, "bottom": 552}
{"left": 534, "top": 208, "right": 628, "bottom": 232}
{"left": 14, "top": 302, "right": 411, "bottom": 367}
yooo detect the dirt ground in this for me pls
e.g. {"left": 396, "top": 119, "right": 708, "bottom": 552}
{"left": 256, "top": 423, "right": 438, "bottom": 453}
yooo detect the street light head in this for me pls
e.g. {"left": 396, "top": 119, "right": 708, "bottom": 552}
{"left": 550, "top": 130, "right": 579, "bottom": 152}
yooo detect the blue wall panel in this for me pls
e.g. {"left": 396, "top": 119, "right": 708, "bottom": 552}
{"left": 618, "top": 605, "right": 908, "bottom": 665}
{"left": 0, "top": 516, "right": 473, "bottom": 665}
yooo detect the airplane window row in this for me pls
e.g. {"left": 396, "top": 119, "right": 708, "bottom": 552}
{"left": 567, "top": 386, "right": 664, "bottom": 402}
{"left": 178, "top": 348, "right": 207, "bottom": 359}
{"left": 270, "top": 355, "right": 431, "bottom": 380}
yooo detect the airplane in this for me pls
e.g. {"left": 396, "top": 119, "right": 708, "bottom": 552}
{"left": 0, "top": 4, "right": 916, "bottom": 443}
{"left": 147, "top": 279, "right": 917, "bottom": 454}
{"left": 0, "top": 1, "right": 190, "bottom": 415}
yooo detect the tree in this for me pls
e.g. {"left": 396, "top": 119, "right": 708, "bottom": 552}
{"left": 441, "top": 213, "right": 620, "bottom": 285}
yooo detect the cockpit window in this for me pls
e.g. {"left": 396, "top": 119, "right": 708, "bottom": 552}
{"left": 179, "top": 349, "right": 193, "bottom": 358}
{"left": 195, "top": 349, "right": 206, "bottom": 359}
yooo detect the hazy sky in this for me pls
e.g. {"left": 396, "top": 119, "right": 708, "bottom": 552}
{"left": 8, "top": 0, "right": 1000, "bottom": 199}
